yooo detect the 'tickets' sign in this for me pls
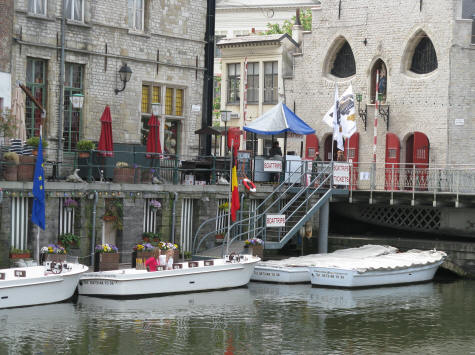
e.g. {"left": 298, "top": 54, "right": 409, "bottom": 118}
{"left": 263, "top": 160, "right": 282, "bottom": 172}
{"left": 333, "top": 162, "right": 350, "bottom": 186}
{"left": 266, "top": 214, "right": 286, "bottom": 227}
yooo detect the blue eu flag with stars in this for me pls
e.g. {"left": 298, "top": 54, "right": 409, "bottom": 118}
{"left": 32, "top": 136, "right": 45, "bottom": 230}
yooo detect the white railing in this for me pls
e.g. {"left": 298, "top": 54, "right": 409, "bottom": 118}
{"left": 344, "top": 162, "right": 475, "bottom": 194}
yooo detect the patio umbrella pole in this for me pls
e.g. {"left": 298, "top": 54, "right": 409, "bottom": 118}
{"left": 225, "top": 138, "right": 234, "bottom": 257}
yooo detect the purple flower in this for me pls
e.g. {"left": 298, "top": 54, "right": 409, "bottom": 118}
{"left": 64, "top": 198, "right": 78, "bottom": 208}
{"left": 150, "top": 199, "right": 161, "bottom": 209}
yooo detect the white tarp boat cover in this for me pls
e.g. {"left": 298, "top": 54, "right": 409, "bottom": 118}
{"left": 258, "top": 244, "right": 398, "bottom": 268}
{"left": 308, "top": 249, "right": 447, "bottom": 273}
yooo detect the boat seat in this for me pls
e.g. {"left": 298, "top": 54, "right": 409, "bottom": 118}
{"left": 188, "top": 261, "right": 199, "bottom": 268}
{"left": 156, "top": 265, "right": 165, "bottom": 271}
{"left": 0, "top": 272, "right": 5, "bottom": 280}
{"left": 14, "top": 270, "right": 26, "bottom": 277}
{"left": 172, "top": 263, "right": 183, "bottom": 269}
{"left": 204, "top": 260, "right": 214, "bottom": 266}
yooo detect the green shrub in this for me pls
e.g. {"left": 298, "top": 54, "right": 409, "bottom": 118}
{"left": 77, "top": 140, "right": 95, "bottom": 151}
{"left": 26, "top": 136, "right": 48, "bottom": 148}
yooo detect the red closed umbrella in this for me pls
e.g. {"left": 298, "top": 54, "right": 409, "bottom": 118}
{"left": 97, "top": 106, "right": 113, "bottom": 157}
{"left": 146, "top": 114, "right": 162, "bottom": 158}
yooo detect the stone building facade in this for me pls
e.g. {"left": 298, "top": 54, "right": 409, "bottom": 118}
{"left": 10, "top": 0, "right": 208, "bottom": 163}
{"left": 284, "top": 0, "right": 474, "bottom": 166}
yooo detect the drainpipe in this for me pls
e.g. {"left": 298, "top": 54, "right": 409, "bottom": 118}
{"left": 90, "top": 191, "right": 98, "bottom": 267}
{"left": 171, "top": 192, "right": 178, "bottom": 244}
{"left": 57, "top": 1, "right": 65, "bottom": 169}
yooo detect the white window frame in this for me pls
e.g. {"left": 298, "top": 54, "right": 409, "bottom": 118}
{"left": 29, "top": 0, "right": 47, "bottom": 16}
{"left": 66, "top": 0, "right": 84, "bottom": 22}
{"left": 128, "top": 0, "right": 145, "bottom": 31}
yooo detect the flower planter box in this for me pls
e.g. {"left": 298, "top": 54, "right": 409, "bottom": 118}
{"left": 95, "top": 253, "right": 120, "bottom": 272}
{"left": 10, "top": 253, "right": 31, "bottom": 259}
{"left": 249, "top": 245, "right": 263, "bottom": 259}
{"left": 17, "top": 155, "right": 36, "bottom": 181}
{"left": 78, "top": 152, "right": 90, "bottom": 159}
{"left": 141, "top": 170, "right": 153, "bottom": 183}
{"left": 3, "top": 164, "right": 18, "bottom": 181}
{"left": 113, "top": 167, "right": 135, "bottom": 184}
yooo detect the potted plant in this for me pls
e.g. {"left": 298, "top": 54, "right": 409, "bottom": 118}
{"left": 215, "top": 234, "right": 225, "bottom": 243}
{"left": 244, "top": 238, "right": 264, "bottom": 259}
{"left": 76, "top": 139, "right": 95, "bottom": 158}
{"left": 113, "top": 161, "right": 135, "bottom": 183}
{"left": 3, "top": 152, "right": 19, "bottom": 181}
{"left": 9, "top": 248, "right": 31, "bottom": 259}
{"left": 150, "top": 199, "right": 161, "bottom": 212}
{"left": 58, "top": 233, "right": 80, "bottom": 253}
{"left": 102, "top": 199, "right": 123, "bottom": 230}
{"left": 26, "top": 137, "right": 48, "bottom": 156}
{"left": 94, "top": 243, "right": 119, "bottom": 271}
{"left": 18, "top": 153, "right": 36, "bottom": 181}
{"left": 40, "top": 244, "right": 67, "bottom": 263}
{"left": 63, "top": 197, "right": 79, "bottom": 213}
{"left": 142, "top": 232, "right": 154, "bottom": 243}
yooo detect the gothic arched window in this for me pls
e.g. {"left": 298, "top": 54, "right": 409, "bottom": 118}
{"left": 331, "top": 41, "right": 356, "bottom": 78}
{"left": 410, "top": 37, "right": 437, "bottom": 74}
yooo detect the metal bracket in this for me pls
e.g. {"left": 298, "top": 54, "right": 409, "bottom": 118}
{"left": 379, "top": 105, "right": 390, "bottom": 130}
{"left": 357, "top": 102, "right": 368, "bottom": 131}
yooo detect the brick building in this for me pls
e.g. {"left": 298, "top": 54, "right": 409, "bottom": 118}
{"left": 284, "top": 0, "right": 474, "bottom": 166}
{"left": 9, "top": 0, "right": 208, "bottom": 170}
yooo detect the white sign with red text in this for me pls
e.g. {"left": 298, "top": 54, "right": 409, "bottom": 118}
{"left": 266, "top": 214, "right": 286, "bottom": 227}
{"left": 333, "top": 162, "right": 350, "bottom": 186}
{"left": 263, "top": 160, "right": 282, "bottom": 172}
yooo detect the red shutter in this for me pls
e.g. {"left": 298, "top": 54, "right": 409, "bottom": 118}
{"left": 385, "top": 133, "right": 400, "bottom": 190}
{"left": 305, "top": 134, "right": 319, "bottom": 159}
{"left": 413, "top": 131, "right": 429, "bottom": 190}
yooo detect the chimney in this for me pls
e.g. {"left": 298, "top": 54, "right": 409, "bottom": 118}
{"left": 292, "top": 9, "right": 303, "bottom": 46}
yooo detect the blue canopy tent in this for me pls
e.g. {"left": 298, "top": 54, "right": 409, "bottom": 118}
{"left": 243, "top": 102, "right": 315, "bottom": 182}
{"left": 243, "top": 102, "right": 315, "bottom": 137}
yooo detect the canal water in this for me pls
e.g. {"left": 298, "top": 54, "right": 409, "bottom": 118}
{"left": 0, "top": 278, "right": 474, "bottom": 354}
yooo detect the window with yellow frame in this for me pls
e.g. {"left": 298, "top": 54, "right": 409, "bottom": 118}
{"left": 164, "top": 87, "right": 184, "bottom": 117}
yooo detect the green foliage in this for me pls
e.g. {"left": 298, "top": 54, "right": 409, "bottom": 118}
{"left": 58, "top": 233, "right": 80, "bottom": 252}
{"left": 3, "top": 152, "right": 20, "bottom": 165}
{"left": 104, "top": 199, "right": 123, "bottom": 231}
{"left": 76, "top": 139, "right": 95, "bottom": 151}
{"left": 213, "top": 76, "right": 222, "bottom": 122}
{"left": 0, "top": 109, "right": 16, "bottom": 138}
{"left": 10, "top": 248, "right": 31, "bottom": 255}
{"left": 26, "top": 136, "right": 48, "bottom": 148}
{"left": 263, "top": 9, "right": 312, "bottom": 35}
{"left": 183, "top": 251, "right": 192, "bottom": 259}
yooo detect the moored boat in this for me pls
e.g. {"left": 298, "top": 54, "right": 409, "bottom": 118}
{"left": 251, "top": 244, "right": 398, "bottom": 284}
{"left": 78, "top": 254, "right": 260, "bottom": 298}
{"left": 308, "top": 249, "right": 446, "bottom": 288}
{"left": 0, "top": 262, "right": 88, "bottom": 309}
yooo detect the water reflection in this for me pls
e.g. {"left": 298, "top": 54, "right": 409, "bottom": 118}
{"left": 0, "top": 281, "right": 473, "bottom": 354}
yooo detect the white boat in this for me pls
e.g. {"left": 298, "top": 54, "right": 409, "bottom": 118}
{"left": 0, "top": 262, "right": 88, "bottom": 309}
{"left": 308, "top": 249, "right": 446, "bottom": 288}
{"left": 251, "top": 244, "right": 398, "bottom": 284}
{"left": 78, "top": 254, "right": 260, "bottom": 297}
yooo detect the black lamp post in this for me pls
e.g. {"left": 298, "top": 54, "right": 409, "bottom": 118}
{"left": 115, "top": 63, "right": 132, "bottom": 94}
{"left": 355, "top": 93, "right": 368, "bottom": 131}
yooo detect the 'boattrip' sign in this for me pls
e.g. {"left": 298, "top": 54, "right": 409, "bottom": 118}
{"left": 263, "top": 160, "right": 282, "bottom": 172}
{"left": 266, "top": 214, "right": 286, "bottom": 227}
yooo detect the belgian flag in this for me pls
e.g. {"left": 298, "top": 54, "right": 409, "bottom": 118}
{"left": 230, "top": 146, "right": 240, "bottom": 222}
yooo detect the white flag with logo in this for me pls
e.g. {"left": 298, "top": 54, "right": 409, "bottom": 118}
{"left": 332, "top": 86, "right": 344, "bottom": 151}
{"left": 323, "top": 84, "right": 357, "bottom": 139}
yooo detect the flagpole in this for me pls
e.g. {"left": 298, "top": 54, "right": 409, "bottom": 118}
{"left": 36, "top": 124, "right": 43, "bottom": 264}
{"left": 331, "top": 84, "right": 336, "bottom": 163}
{"left": 225, "top": 138, "right": 234, "bottom": 257}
